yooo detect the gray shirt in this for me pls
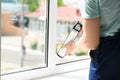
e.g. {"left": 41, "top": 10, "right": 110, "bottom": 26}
{"left": 79, "top": 0, "right": 120, "bottom": 37}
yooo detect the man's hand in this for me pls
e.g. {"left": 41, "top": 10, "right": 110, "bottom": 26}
{"left": 62, "top": 40, "right": 78, "bottom": 56}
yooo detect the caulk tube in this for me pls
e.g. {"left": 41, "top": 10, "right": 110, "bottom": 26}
{"left": 57, "top": 21, "right": 82, "bottom": 58}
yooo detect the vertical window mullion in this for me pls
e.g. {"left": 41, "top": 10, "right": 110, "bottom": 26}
{"left": 47, "top": 0, "right": 57, "bottom": 67}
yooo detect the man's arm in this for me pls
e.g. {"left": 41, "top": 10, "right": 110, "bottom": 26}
{"left": 77, "top": 17, "right": 100, "bottom": 50}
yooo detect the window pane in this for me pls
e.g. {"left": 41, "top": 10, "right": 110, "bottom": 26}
{"left": 1, "top": 0, "right": 48, "bottom": 74}
{"left": 56, "top": 0, "right": 89, "bottom": 64}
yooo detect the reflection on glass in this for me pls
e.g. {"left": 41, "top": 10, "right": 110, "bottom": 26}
{"left": 1, "top": 0, "right": 47, "bottom": 74}
{"left": 56, "top": 0, "right": 88, "bottom": 64}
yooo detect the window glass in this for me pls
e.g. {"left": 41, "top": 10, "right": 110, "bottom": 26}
{"left": 1, "top": 0, "right": 48, "bottom": 74}
{"left": 56, "top": 0, "right": 89, "bottom": 64}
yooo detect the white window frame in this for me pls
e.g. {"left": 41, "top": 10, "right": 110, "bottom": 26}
{"left": 1, "top": 0, "right": 90, "bottom": 80}
{"left": 1, "top": 0, "right": 57, "bottom": 80}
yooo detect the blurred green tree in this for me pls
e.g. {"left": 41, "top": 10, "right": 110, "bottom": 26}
{"left": 57, "top": 0, "right": 64, "bottom": 6}
{"left": 24, "top": 0, "right": 39, "bottom": 12}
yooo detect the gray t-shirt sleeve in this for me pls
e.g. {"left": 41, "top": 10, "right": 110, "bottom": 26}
{"left": 80, "top": 0, "right": 100, "bottom": 18}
